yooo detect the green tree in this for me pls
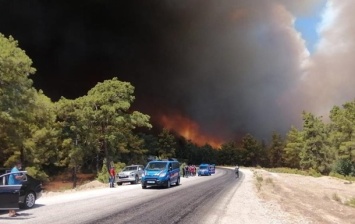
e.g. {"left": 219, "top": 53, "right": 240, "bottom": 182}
{"left": 139, "top": 133, "right": 159, "bottom": 159}
{"left": 283, "top": 126, "right": 303, "bottom": 168}
{"left": 258, "top": 139, "right": 269, "bottom": 167}
{"left": 83, "top": 78, "right": 152, "bottom": 170}
{"left": 23, "top": 91, "right": 58, "bottom": 180}
{"left": 241, "top": 133, "right": 262, "bottom": 166}
{"left": 0, "top": 34, "right": 37, "bottom": 167}
{"left": 267, "top": 132, "right": 284, "bottom": 167}
{"left": 55, "top": 97, "right": 91, "bottom": 188}
{"left": 185, "top": 140, "right": 199, "bottom": 164}
{"left": 300, "top": 112, "right": 331, "bottom": 174}
{"left": 218, "top": 141, "right": 240, "bottom": 165}
{"left": 55, "top": 78, "right": 152, "bottom": 187}
{"left": 157, "top": 129, "right": 176, "bottom": 159}
{"left": 329, "top": 102, "right": 355, "bottom": 175}
{"left": 121, "top": 133, "right": 147, "bottom": 165}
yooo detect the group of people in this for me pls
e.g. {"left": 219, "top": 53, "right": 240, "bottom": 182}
{"left": 182, "top": 165, "right": 197, "bottom": 178}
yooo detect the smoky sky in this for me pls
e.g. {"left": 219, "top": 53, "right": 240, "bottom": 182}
{"left": 1, "top": 0, "right": 353, "bottom": 142}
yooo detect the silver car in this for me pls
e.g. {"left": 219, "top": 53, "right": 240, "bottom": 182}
{"left": 116, "top": 165, "right": 144, "bottom": 185}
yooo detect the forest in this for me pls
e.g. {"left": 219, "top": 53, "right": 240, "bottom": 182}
{"left": 1, "top": 34, "right": 354, "bottom": 186}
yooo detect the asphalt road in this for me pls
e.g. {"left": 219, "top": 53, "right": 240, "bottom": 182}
{"left": 0, "top": 168, "right": 242, "bottom": 224}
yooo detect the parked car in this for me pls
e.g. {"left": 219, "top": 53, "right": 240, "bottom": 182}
{"left": 116, "top": 165, "right": 144, "bottom": 185}
{"left": 141, "top": 160, "right": 180, "bottom": 189}
{"left": 210, "top": 164, "right": 216, "bottom": 174}
{"left": 0, "top": 171, "right": 43, "bottom": 210}
{"left": 198, "top": 164, "right": 211, "bottom": 176}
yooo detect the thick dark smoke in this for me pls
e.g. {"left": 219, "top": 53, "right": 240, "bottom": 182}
{"left": 2, "top": 0, "right": 346, "bottom": 142}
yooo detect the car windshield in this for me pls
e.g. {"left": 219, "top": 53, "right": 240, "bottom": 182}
{"left": 200, "top": 166, "right": 208, "bottom": 169}
{"left": 146, "top": 162, "right": 167, "bottom": 170}
{"left": 123, "top": 166, "right": 138, "bottom": 171}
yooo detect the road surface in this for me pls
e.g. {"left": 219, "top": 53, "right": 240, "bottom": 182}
{"left": 0, "top": 168, "right": 242, "bottom": 224}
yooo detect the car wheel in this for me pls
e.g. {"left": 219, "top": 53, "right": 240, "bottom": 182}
{"left": 117, "top": 182, "right": 122, "bottom": 185}
{"left": 166, "top": 180, "right": 171, "bottom": 188}
{"left": 142, "top": 185, "right": 147, "bottom": 189}
{"left": 21, "top": 192, "right": 36, "bottom": 209}
{"left": 176, "top": 177, "right": 180, "bottom": 186}
{"left": 134, "top": 175, "right": 139, "bottom": 184}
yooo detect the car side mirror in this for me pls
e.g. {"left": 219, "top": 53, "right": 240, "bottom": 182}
{"left": 169, "top": 167, "right": 172, "bottom": 171}
{"left": 21, "top": 174, "right": 28, "bottom": 182}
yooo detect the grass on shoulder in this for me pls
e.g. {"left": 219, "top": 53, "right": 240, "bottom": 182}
{"left": 264, "top": 167, "right": 322, "bottom": 177}
{"left": 253, "top": 170, "right": 275, "bottom": 192}
{"left": 330, "top": 193, "right": 355, "bottom": 208}
{"left": 263, "top": 167, "right": 355, "bottom": 182}
{"left": 345, "top": 197, "right": 355, "bottom": 208}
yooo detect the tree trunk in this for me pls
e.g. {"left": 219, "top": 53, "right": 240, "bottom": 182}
{"left": 72, "top": 166, "right": 77, "bottom": 188}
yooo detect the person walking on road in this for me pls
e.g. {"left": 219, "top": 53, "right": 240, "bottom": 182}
{"left": 235, "top": 165, "right": 239, "bottom": 178}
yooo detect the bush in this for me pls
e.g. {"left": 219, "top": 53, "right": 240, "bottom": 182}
{"left": 332, "top": 193, "right": 342, "bottom": 203}
{"left": 332, "top": 159, "right": 355, "bottom": 177}
{"left": 345, "top": 197, "right": 355, "bottom": 207}
{"left": 96, "top": 159, "right": 126, "bottom": 183}
{"left": 329, "top": 172, "right": 355, "bottom": 182}
{"left": 25, "top": 166, "right": 49, "bottom": 182}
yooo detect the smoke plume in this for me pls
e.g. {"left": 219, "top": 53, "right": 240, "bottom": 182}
{"left": 1, "top": 0, "right": 354, "bottom": 143}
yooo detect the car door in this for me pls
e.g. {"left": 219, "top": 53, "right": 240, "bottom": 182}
{"left": 0, "top": 174, "right": 21, "bottom": 210}
{"left": 168, "top": 162, "right": 176, "bottom": 183}
{"left": 138, "top": 166, "right": 144, "bottom": 179}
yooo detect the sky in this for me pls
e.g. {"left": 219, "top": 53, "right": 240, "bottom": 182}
{"left": 294, "top": 0, "right": 326, "bottom": 53}
{"left": 0, "top": 0, "right": 354, "bottom": 146}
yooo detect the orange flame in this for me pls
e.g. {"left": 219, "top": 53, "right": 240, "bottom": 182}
{"left": 159, "top": 114, "right": 222, "bottom": 148}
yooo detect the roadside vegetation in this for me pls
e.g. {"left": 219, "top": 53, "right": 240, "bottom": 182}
{"left": 1, "top": 34, "right": 355, "bottom": 189}
{"left": 345, "top": 197, "right": 355, "bottom": 208}
{"left": 329, "top": 193, "right": 355, "bottom": 208}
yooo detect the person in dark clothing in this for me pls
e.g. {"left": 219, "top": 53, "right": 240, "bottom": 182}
{"left": 184, "top": 166, "right": 189, "bottom": 178}
{"left": 235, "top": 165, "right": 239, "bottom": 178}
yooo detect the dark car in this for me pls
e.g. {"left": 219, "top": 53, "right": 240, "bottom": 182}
{"left": 0, "top": 171, "right": 43, "bottom": 210}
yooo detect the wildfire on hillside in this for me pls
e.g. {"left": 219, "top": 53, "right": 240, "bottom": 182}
{"left": 159, "top": 113, "right": 223, "bottom": 148}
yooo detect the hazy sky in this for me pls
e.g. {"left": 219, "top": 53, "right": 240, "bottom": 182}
{"left": 0, "top": 0, "right": 354, "bottom": 145}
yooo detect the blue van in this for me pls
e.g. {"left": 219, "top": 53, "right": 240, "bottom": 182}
{"left": 198, "top": 163, "right": 211, "bottom": 176}
{"left": 210, "top": 164, "right": 216, "bottom": 174}
{"left": 141, "top": 160, "right": 181, "bottom": 189}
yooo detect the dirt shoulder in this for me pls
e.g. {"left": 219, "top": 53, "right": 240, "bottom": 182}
{"left": 252, "top": 168, "right": 355, "bottom": 224}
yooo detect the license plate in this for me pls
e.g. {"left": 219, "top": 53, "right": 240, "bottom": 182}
{"left": 147, "top": 181, "right": 155, "bottom": 184}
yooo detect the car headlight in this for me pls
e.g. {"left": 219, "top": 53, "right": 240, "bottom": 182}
{"left": 159, "top": 172, "right": 167, "bottom": 177}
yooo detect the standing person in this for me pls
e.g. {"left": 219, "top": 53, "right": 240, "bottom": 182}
{"left": 235, "top": 164, "right": 239, "bottom": 178}
{"left": 184, "top": 166, "right": 189, "bottom": 178}
{"left": 8, "top": 161, "right": 24, "bottom": 217}
{"left": 109, "top": 165, "right": 116, "bottom": 188}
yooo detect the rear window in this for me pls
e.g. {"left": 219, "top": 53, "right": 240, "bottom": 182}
{"left": 123, "top": 166, "right": 138, "bottom": 171}
{"left": 200, "top": 165, "right": 208, "bottom": 169}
